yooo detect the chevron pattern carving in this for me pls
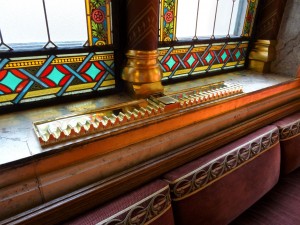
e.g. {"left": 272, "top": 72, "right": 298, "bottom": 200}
{"left": 256, "top": 0, "right": 288, "bottom": 39}
{"left": 127, "top": 0, "right": 159, "bottom": 50}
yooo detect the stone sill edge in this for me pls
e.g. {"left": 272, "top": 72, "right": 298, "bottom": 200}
{"left": 0, "top": 76, "right": 299, "bottom": 171}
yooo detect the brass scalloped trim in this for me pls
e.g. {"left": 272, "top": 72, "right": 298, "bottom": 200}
{"left": 278, "top": 120, "right": 300, "bottom": 141}
{"left": 167, "top": 129, "right": 279, "bottom": 201}
{"left": 33, "top": 82, "right": 243, "bottom": 146}
{"left": 96, "top": 186, "right": 172, "bottom": 225}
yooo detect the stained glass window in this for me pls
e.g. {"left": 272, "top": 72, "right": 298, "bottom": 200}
{"left": 159, "top": 0, "right": 259, "bottom": 81}
{"left": 176, "top": 0, "right": 248, "bottom": 39}
{"left": 159, "top": 0, "right": 257, "bottom": 41}
{"left": 0, "top": 0, "right": 113, "bottom": 51}
{"left": 0, "top": 0, "right": 115, "bottom": 107}
{"left": 159, "top": 41, "right": 248, "bottom": 79}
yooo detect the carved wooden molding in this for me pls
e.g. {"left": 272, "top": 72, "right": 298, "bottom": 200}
{"left": 255, "top": 0, "right": 288, "bottom": 40}
{"left": 2, "top": 99, "right": 300, "bottom": 225}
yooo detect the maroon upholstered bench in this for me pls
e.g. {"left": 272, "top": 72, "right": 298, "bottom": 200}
{"left": 231, "top": 167, "right": 300, "bottom": 225}
{"left": 273, "top": 112, "right": 300, "bottom": 174}
{"left": 163, "top": 125, "right": 280, "bottom": 225}
{"left": 63, "top": 179, "right": 175, "bottom": 225}
{"left": 231, "top": 113, "right": 300, "bottom": 225}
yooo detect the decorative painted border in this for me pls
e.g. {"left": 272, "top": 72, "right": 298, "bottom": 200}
{"left": 159, "top": 0, "right": 178, "bottom": 41}
{"left": 97, "top": 186, "right": 171, "bottom": 225}
{"left": 242, "top": 0, "right": 259, "bottom": 37}
{"left": 0, "top": 52, "right": 115, "bottom": 106}
{"left": 85, "top": 0, "right": 113, "bottom": 46}
{"left": 167, "top": 128, "right": 279, "bottom": 201}
{"left": 158, "top": 41, "right": 248, "bottom": 80}
{"left": 278, "top": 120, "right": 300, "bottom": 141}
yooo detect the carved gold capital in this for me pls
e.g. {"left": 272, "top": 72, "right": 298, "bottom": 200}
{"left": 249, "top": 40, "right": 277, "bottom": 73}
{"left": 122, "top": 50, "right": 164, "bottom": 98}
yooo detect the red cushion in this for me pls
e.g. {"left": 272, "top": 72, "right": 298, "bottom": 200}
{"left": 231, "top": 167, "right": 300, "bottom": 225}
{"left": 163, "top": 125, "right": 280, "bottom": 225}
{"left": 63, "top": 179, "right": 175, "bottom": 225}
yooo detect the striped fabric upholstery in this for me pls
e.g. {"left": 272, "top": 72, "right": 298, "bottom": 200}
{"left": 63, "top": 180, "right": 175, "bottom": 225}
{"left": 231, "top": 167, "right": 300, "bottom": 225}
{"left": 163, "top": 125, "right": 281, "bottom": 225}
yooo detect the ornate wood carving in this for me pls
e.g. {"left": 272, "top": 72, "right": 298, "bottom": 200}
{"left": 255, "top": 0, "right": 288, "bottom": 40}
{"left": 2, "top": 98, "right": 300, "bottom": 225}
{"left": 126, "top": 0, "right": 159, "bottom": 51}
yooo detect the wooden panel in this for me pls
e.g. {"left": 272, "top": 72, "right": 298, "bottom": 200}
{"left": 2, "top": 95, "right": 300, "bottom": 225}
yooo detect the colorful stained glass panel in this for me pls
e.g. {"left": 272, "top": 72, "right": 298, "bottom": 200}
{"left": 242, "top": 0, "right": 259, "bottom": 37}
{"left": 159, "top": 0, "right": 178, "bottom": 41}
{"left": 85, "top": 0, "right": 113, "bottom": 46}
{"left": 0, "top": 52, "right": 115, "bottom": 106}
{"left": 158, "top": 41, "right": 248, "bottom": 80}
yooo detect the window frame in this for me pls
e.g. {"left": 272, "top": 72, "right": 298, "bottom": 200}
{"left": 158, "top": 0, "right": 260, "bottom": 83}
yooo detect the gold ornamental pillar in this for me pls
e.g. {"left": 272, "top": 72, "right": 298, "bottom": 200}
{"left": 249, "top": 0, "right": 288, "bottom": 73}
{"left": 249, "top": 40, "right": 276, "bottom": 73}
{"left": 122, "top": 0, "right": 163, "bottom": 98}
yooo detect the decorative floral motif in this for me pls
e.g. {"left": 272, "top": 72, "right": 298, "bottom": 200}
{"left": 242, "top": 0, "right": 259, "bottom": 37}
{"left": 278, "top": 120, "right": 300, "bottom": 141}
{"left": 160, "top": 0, "right": 177, "bottom": 41}
{"left": 99, "top": 188, "right": 171, "bottom": 225}
{"left": 86, "top": 0, "right": 112, "bottom": 46}
{"left": 169, "top": 129, "right": 279, "bottom": 201}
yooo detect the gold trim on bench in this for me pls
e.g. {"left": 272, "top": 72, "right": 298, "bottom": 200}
{"left": 96, "top": 185, "right": 171, "bottom": 225}
{"left": 167, "top": 128, "right": 279, "bottom": 201}
{"left": 278, "top": 119, "right": 300, "bottom": 141}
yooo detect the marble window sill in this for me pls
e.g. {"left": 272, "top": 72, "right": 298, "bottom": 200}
{"left": 0, "top": 70, "right": 296, "bottom": 168}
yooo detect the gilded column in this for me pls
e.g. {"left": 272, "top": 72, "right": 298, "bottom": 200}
{"left": 122, "top": 0, "right": 163, "bottom": 98}
{"left": 249, "top": 0, "right": 288, "bottom": 72}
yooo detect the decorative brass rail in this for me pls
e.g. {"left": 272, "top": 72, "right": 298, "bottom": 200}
{"left": 33, "top": 82, "right": 243, "bottom": 146}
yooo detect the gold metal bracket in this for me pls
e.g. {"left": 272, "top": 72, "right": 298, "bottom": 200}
{"left": 122, "top": 50, "right": 164, "bottom": 98}
{"left": 249, "top": 40, "right": 277, "bottom": 73}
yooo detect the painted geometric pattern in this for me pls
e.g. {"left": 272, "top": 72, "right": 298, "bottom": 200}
{"left": 0, "top": 52, "right": 115, "bottom": 106}
{"left": 159, "top": 0, "right": 178, "bottom": 41}
{"left": 158, "top": 41, "right": 248, "bottom": 80}
{"left": 85, "top": 0, "right": 113, "bottom": 46}
{"left": 242, "top": 0, "right": 259, "bottom": 37}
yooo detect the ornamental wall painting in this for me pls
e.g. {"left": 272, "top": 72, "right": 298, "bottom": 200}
{"left": 0, "top": 52, "right": 115, "bottom": 106}
{"left": 158, "top": 41, "right": 248, "bottom": 79}
{"left": 85, "top": 0, "right": 113, "bottom": 46}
